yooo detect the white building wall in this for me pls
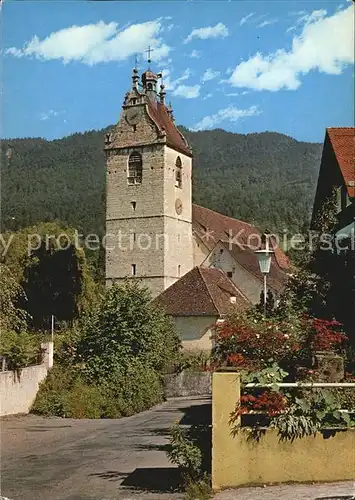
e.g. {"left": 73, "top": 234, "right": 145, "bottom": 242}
{"left": 201, "top": 242, "right": 263, "bottom": 304}
{"left": 174, "top": 315, "right": 218, "bottom": 351}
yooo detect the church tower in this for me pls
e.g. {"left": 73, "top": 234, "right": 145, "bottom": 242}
{"left": 105, "top": 64, "right": 194, "bottom": 297}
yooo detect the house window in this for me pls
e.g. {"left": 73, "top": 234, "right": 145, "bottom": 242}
{"left": 227, "top": 271, "right": 233, "bottom": 278}
{"left": 131, "top": 264, "right": 136, "bottom": 276}
{"left": 131, "top": 201, "right": 136, "bottom": 211}
{"left": 175, "top": 156, "right": 182, "bottom": 188}
{"left": 128, "top": 151, "right": 142, "bottom": 185}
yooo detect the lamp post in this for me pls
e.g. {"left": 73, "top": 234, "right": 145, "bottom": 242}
{"left": 255, "top": 237, "right": 274, "bottom": 316}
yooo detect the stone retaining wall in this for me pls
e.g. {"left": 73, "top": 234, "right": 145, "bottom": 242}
{"left": 164, "top": 371, "right": 211, "bottom": 398}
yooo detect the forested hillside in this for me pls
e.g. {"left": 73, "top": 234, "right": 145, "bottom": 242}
{"left": 1, "top": 126, "right": 322, "bottom": 234}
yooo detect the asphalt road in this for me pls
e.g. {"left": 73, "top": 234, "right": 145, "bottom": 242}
{"left": 1, "top": 396, "right": 211, "bottom": 500}
{"left": 2, "top": 397, "right": 354, "bottom": 500}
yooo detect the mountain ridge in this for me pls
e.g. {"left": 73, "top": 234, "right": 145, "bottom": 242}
{"left": 1, "top": 126, "right": 322, "bottom": 235}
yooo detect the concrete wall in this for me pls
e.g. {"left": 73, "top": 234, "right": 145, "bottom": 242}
{"left": 212, "top": 371, "right": 355, "bottom": 491}
{"left": 174, "top": 316, "right": 217, "bottom": 351}
{"left": 0, "top": 342, "right": 53, "bottom": 417}
{"left": 164, "top": 371, "right": 211, "bottom": 398}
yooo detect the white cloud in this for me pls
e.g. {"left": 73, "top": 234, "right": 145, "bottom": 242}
{"left": 228, "top": 5, "right": 354, "bottom": 92}
{"left": 184, "top": 23, "right": 228, "bottom": 44}
{"left": 6, "top": 20, "right": 170, "bottom": 65}
{"left": 162, "top": 68, "right": 200, "bottom": 98}
{"left": 289, "top": 10, "right": 306, "bottom": 16}
{"left": 40, "top": 109, "right": 65, "bottom": 121}
{"left": 201, "top": 68, "right": 221, "bottom": 82}
{"left": 192, "top": 105, "right": 261, "bottom": 130}
{"left": 189, "top": 49, "right": 201, "bottom": 59}
{"left": 240, "top": 13, "right": 254, "bottom": 26}
{"left": 287, "top": 9, "right": 328, "bottom": 34}
{"left": 286, "top": 25, "right": 296, "bottom": 33}
{"left": 226, "top": 90, "right": 250, "bottom": 97}
{"left": 258, "top": 19, "right": 278, "bottom": 28}
{"left": 173, "top": 84, "right": 201, "bottom": 99}
{"left": 202, "top": 93, "right": 213, "bottom": 100}
{"left": 162, "top": 68, "right": 191, "bottom": 91}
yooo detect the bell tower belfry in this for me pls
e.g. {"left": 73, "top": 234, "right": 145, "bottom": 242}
{"left": 105, "top": 63, "right": 194, "bottom": 297}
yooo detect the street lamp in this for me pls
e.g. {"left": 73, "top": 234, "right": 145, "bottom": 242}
{"left": 255, "top": 236, "right": 274, "bottom": 316}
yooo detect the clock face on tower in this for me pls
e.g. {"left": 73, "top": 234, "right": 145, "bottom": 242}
{"left": 175, "top": 198, "right": 183, "bottom": 215}
{"left": 126, "top": 107, "right": 140, "bottom": 126}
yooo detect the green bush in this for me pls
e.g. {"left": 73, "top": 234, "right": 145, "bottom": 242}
{"left": 0, "top": 330, "right": 43, "bottom": 371}
{"left": 64, "top": 383, "right": 106, "bottom": 419}
{"left": 32, "top": 282, "right": 179, "bottom": 419}
{"left": 175, "top": 350, "right": 210, "bottom": 374}
{"left": 31, "top": 365, "right": 78, "bottom": 417}
{"left": 31, "top": 361, "right": 164, "bottom": 419}
{"left": 101, "top": 360, "right": 164, "bottom": 417}
{"left": 184, "top": 475, "right": 212, "bottom": 500}
{"left": 167, "top": 424, "right": 203, "bottom": 480}
{"left": 75, "top": 281, "right": 181, "bottom": 383}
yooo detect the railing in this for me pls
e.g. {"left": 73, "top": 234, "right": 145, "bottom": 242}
{"left": 245, "top": 382, "right": 355, "bottom": 388}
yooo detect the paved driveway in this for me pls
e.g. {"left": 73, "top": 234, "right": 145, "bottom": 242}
{"left": 1, "top": 397, "right": 211, "bottom": 500}
{"left": 2, "top": 397, "right": 354, "bottom": 500}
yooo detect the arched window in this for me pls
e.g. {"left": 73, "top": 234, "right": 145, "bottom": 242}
{"left": 175, "top": 156, "right": 182, "bottom": 188}
{"left": 128, "top": 151, "right": 142, "bottom": 185}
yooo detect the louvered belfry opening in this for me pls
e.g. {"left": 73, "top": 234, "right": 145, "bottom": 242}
{"left": 175, "top": 156, "right": 182, "bottom": 188}
{"left": 128, "top": 151, "right": 142, "bottom": 185}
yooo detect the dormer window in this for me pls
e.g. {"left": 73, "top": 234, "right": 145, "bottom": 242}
{"left": 128, "top": 152, "right": 142, "bottom": 185}
{"left": 131, "top": 98, "right": 137, "bottom": 105}
{"left": 175, "top": 156, "right": 182, "bottom": 188}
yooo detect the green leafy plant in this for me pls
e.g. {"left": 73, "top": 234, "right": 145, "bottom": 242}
{"left": 0, "top": 330, "right": 43, "bottom": 371}
{"left": 184, "top": 474, "right": 212, "bottom": 500}
{"left": 270, "top": 389, "right": 354, "bottom": 442}
{"left": 167, "top": 424, "right": 203, "bottom": 480}
{"left": 0, "top": 264, "right": 30, "bottom": 332}
{"left": 75, "top": 280, "right": 181, "bottom": 383}
{"left": 242, "top": 363, "right": 289, "bottom": 386}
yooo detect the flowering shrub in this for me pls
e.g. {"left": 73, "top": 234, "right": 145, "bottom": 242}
{"left": 235, "top": 391, "right": 287, "bottom": 418}
{"left": 309, "top": 318, "right": 347, "bottom": 352}
{"left": 212, "top": 313, "right": 348, "bottom": 376}
{"left": 212, "top": 313, "right": 304, "bottom": 371}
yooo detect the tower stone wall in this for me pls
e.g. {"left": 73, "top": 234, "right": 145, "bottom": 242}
{"left": 105, "top": 68, "right": 193, "bottom": 297}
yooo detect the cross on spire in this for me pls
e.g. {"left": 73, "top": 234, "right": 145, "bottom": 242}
{"left": 145, "top": 45, "right": 154, "bottom": 66}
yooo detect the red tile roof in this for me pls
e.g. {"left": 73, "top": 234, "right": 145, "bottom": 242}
{"left": 192, "top": 204, "right": 290, "bottom": 272}
{"left": 327, "top": 127, "right": 355, "bottom": 198}
{"left": 156, "top": 266, "right": 251, "bottom": 316}
{"left": 147, "top": 99, "right": 192, "bottom": 157}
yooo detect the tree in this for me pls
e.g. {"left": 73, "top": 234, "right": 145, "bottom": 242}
{"left": 1, "top": 222, "right": 97, "bottom": 329}
{"left": 279, "top": 191, "right": 355, "bottom": 345}
{"left": 75, "top": 280, "right": 181, "bottom": 383}
{"left": 0, "top": 264, "right": 29, "bottom": 332}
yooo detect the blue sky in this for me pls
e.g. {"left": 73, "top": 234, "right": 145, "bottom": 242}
{"left": 1, "top": 0, "right": 354, "bottom": 142}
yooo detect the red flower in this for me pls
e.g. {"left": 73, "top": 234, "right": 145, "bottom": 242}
{"left": 235, "top": 390, "right": 287, "bottom": 417}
